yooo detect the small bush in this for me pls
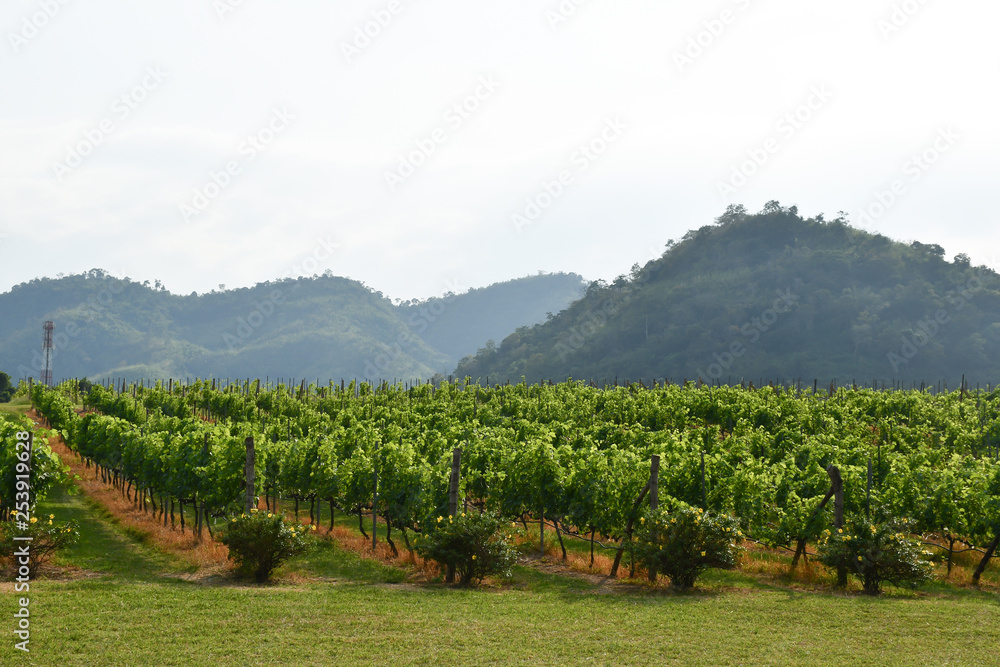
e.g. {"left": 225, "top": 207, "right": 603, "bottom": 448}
{"left": 633, "top": 506, "right": 743, "bottom": 589}
{"left": 0, "top": 513, "right": 80, "bottom": 578}
{"left": 221, "top": 509, "right": 314, "bottom": 582}
{"left": 817, "top": 515, "right": 933, "bottom": 594}
{"left": 415, "top": 511, "right": 519, "bottom": 587}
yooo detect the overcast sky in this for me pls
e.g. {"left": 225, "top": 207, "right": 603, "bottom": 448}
{"left": 1, "top": 0, "right": 998, "bottom": 301}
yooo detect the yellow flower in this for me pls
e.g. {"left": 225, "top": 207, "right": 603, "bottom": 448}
{"left": 640, "top": 517, "right": 645, "bottom": 524}
{"left": 49, "top": 514, "right": 55, "bottom": 520}
{"left": 701, "top": 551, "right": 706, "bottom": 557}
{"left": 48, "top": 520, "right": 52, "bottom": 525}
{"left": 857, "top": 556, "right": 863, "bottom": 562}
{"left": 837, "top": 528, "right": 843, "bottom": 534}
{"left": 232, "top": 518, "right": 237, "bottom": 522}
{"left": 471, "top": 555, "right": 476, "bottom": 560}
{"left": 461, "top": 513, "right": 466, "bottom": 518}
{"left": 267, "top": 513, "right": 273, "bottom": 518}
{"left": 311, "top": 525, "right": 317, "bottom": 531}
{"left": 670, "top": 519, "right": 676, "bottom": 524}
{"left": 437, "top": 516, "right": 443, "bottom": 523}
{"left": 29, "top": 517, "right": 37, "bottom": 524}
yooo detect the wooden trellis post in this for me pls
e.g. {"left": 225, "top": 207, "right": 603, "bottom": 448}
{"left": 827, "top": 465, "right": 846, "bottom": 587}
{"left": 244, "top": 436, "right": 255, "bottom": 514}
{"left": 446, "top": 447, "right": 462, "bottom": 583}
{"left": 648, "top": 455, "right": 660, "bottom": 582}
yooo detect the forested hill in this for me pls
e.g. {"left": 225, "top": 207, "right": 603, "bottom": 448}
{"left": 455, "top": 203, "right": 1000, "bottom": 386}
{"left": 398, "top": 272, "right": 587, "bottom": 369}
{"left": 0, "top": 271, "right": 585, "bottom": 383}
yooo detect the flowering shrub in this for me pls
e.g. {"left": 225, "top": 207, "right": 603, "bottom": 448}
{"left": 817, "top": 515, "right": 933, "bottom": 594}
{"left": 633, "top": 506, "right": 743, "bottom": 589}
{"left": 415, "top": 511, "right": 519, "bottom": 587}
{"left": 221, "top": 509, "right": 314, "bottom": 582}
{"left": 0, "top": 513, "right": 79, "bottom": 578}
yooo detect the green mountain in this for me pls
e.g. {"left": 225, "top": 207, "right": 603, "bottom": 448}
{"left": 398, "top": 273, "right": 587, "bottom": 370}
{"left": 455, "top": 202, "right": 1000, "bottom": 387}
{"left": 0, "top": 271, "right": 586, "bottom": 384}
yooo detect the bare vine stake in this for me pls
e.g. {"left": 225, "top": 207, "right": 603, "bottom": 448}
{"left": 244, "top": 436, "right": 255, "bottom": 514}
{"left": 648, "top": 455, "right": 660, "bottom": 582}
{"left": 198, "top": 434, "right": 209, "bottom": 542}
{"left": 447, "top": 448, "right": 462, "bottom": 583}
{"left": 866, "top": 458, "right": 872, "bottom": 519}
{"left": 701, "top": 452, "right": 707, "bottom": 509}
{"left": 827, "top": 465, "right": 846, "bottom": 587}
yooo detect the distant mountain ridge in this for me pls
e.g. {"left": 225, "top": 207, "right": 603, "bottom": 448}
{"left": 0, "top": 270, "right": 586, "bottom": 383}
{"left": 455, "top": 203, "right": 1000, "bottom": 386}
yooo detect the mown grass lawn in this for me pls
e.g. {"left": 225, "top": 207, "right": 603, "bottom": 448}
{"left": 2, "top": 474, "right": 998, "bottom": 665}
{"left": 10, "top": 575, "right": 998, "bottom": 667}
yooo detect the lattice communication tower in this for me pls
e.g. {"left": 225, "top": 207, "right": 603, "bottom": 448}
{"left": 41, "top": 321, "right": 54, "bottom": 387}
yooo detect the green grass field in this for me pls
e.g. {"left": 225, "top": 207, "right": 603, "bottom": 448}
{"left": 2, "top": 477, "right": 999, "bottom": 666}
{"left": 0, "top": 395, "right": 31, "bottom": 417}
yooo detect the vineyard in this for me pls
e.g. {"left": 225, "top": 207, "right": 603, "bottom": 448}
{"left": 25, "top": 376, "right": 1000, "bottom": 585}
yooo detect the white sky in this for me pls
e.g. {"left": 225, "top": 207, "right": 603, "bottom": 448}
{"left": 1, "top": 0, "right": 998, "bottom": 300}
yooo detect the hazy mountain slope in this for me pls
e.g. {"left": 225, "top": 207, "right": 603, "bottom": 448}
{"left": 455, "top": 203, "right": 1000, "bottom": 386}
{"left": 0, "top": 271, "right": 587, "bottom": 383}
{"left": 398, "top": 272, "right": 587, "bottom": 369}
